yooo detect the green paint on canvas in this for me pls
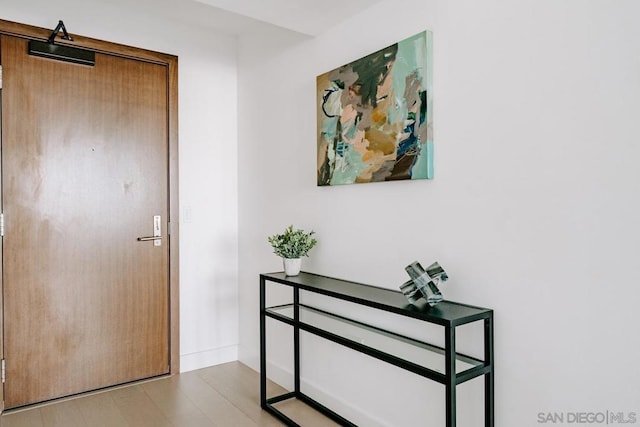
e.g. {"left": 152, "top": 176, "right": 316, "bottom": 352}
{"left": 412, "top": 141, "right": 434, "bottom": 179}
{"left": 316, "top": 30, "right": 434, "bottom": 185}
{"left": 330, "top": 148, "right": 366, "bottom": 185}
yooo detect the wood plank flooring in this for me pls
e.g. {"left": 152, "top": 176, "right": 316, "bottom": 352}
{"left": 0, "top": 362, "right": 339, "bottom": 427}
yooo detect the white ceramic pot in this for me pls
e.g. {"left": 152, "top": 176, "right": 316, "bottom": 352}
{"left": 283, "top": 258, "right": 302, "bottom": 276}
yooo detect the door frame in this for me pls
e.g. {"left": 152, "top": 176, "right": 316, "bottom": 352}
{"left": 0, "top": 18, "right": 180, "bottom": 408}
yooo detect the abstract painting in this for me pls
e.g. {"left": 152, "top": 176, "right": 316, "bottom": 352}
{"left": 317, "top": 31, "right": 433, "bottom": 186}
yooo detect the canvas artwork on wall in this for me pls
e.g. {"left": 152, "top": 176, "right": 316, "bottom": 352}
{"left": 317, "top": 31, "right": 433, "bottom": 186}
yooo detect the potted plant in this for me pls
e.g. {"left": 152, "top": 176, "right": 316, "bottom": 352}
{"left": 268, "top": 225, "right": 317, "bottom": 276}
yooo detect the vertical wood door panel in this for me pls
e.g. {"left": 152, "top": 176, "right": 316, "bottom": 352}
{"left": 1, "top": 35, "right": 170, "bottom": 408}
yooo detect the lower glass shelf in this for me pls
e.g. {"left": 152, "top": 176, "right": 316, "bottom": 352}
{"left": 266, "top": 304, "right": 483, "bottom": 377}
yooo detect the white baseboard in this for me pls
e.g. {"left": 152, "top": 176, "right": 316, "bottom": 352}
{"left": 180, "top": 345, "right": 239, "bottom": 373}
{"left": 265, "top": 361, "right": 387, "bottom": 427}
{"left": 265, "top": 360, "right": 294, "bottom": 390}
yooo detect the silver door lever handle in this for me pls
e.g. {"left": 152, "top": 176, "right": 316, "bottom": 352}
{"left": 138, "top": 215, "right": 163, "bottom": 246}
{"left": 137, "top": 236, "right": 163, "bottom": 241}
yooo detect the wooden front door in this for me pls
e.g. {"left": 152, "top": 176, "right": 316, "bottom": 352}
{"left": 0, "top": 31, "right": 174, "bottom": 409}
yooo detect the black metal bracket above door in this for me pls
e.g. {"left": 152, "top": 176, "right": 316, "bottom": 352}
{"left": 28, "top": 20, "right": 95, "bottom": 66}
{"left": 47, "top": 20, "right": 73, "bottom": 43}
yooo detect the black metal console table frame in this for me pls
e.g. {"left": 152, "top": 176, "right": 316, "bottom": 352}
{"left": 260, "top": 271, "right": 494, "bottom": 427}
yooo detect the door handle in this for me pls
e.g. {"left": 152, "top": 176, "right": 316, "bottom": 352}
{"left": 137, "top": 215, "right": 162, "bottom": 246}
{"left": 137, "top": 236, "right": 163, "bottom": 242}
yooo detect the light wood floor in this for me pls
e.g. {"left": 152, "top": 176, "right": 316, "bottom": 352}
{"left": 0, "top": 362, "right": 338, "bottom": 427}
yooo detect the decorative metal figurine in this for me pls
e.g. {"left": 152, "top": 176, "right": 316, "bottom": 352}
{"left": 400, "top": 261, "right": 448, "bottom": 306}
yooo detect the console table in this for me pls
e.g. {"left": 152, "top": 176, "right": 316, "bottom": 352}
{"left": 260, "top": 271, "right": 494, "bottom": 427}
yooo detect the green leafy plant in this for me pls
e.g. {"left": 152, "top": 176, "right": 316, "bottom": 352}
{"left": 268, "top": 225, "right": 317, "bottom": 259}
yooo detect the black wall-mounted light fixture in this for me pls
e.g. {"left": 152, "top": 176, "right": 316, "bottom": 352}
{"left": 28, "top": 20, "right": 95, "bottom": 66}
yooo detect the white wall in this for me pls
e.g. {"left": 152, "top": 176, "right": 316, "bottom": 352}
{"left": 0, "top": 0, "right": 240, "bottom": 372}
{"left": 238, "top": 0, "right": 640, "bottom": 425}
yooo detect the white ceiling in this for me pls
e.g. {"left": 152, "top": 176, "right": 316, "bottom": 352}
{"left": 101, "top": 0, "right": 380, "bottom": 36}
{"left": 193, "top": 0, "right": 383, "bottom": 35}
{"left": 95, "top": 0, "right": 382, "bottom": 36}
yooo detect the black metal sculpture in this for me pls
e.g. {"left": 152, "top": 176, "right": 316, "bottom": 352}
{"left": 400, "top": 261, "right": 448, "bottom": 306}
